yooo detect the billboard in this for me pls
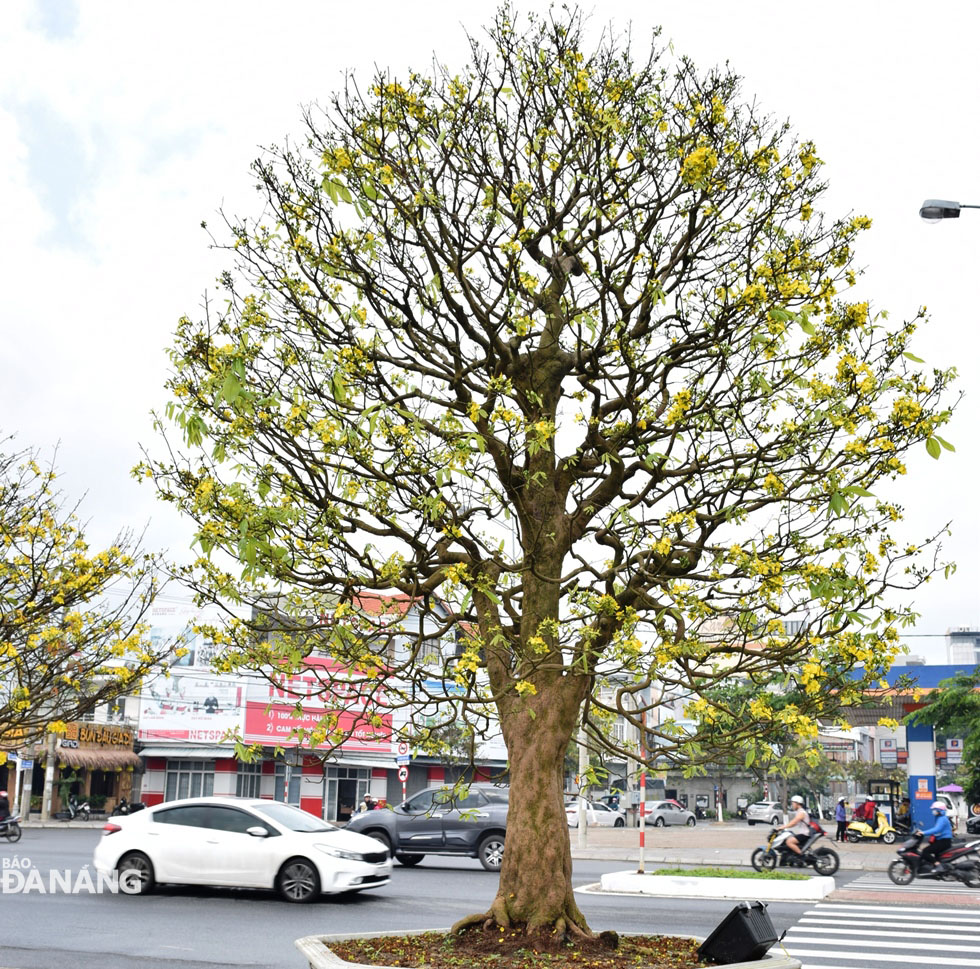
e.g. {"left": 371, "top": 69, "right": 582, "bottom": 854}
{"left": 138, "top": 673, "right": 246, "bottom": 744}
{"left": 242, "top": 666, "right": 392, "bottom": 752}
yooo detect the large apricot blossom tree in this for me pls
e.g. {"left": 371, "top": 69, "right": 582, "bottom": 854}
{"left": 144, "top": 6, "right": 954, "bottom": 943}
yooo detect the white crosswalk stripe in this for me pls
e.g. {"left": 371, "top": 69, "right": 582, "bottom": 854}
{"left": 781, "top": 901, "right": 980, "bottom": 969}
{"left": 845, "top": 870, "right": 980, "bottom": 897}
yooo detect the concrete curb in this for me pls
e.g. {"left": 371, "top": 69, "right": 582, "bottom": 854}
{"left": 595, "top": 871, "right": 835, "bottom": 901}
{"left": 295, "top": 931, "right": 801, "bottom": 969}
{"left": 21, "top": 820, "right": 106, "bottom": 829}
{"left": 569, "top": 848, "right": 891, "bottom": 872}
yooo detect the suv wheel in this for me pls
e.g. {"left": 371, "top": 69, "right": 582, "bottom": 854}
{"left": 478, "top": 833, "right": 505, "bottom": 871}
{"left": 363, "top": 829, "right": 393, "bottom": 855}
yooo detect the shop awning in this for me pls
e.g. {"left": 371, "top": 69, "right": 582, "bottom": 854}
{"left": 137, "top": 746, "right": 235, "bottom": 759}
{"left": 40, "top": 748, "right": 142, "bottom": 770}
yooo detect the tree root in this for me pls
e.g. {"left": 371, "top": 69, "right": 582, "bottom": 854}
{"left": 451, "top": 895, "right": 597, "bottom": 944}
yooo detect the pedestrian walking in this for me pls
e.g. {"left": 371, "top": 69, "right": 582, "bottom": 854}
{"left": 834, "top": 796, "right": 848, "bottom": 842}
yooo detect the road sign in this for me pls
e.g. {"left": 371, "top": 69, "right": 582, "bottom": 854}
{"left": 397, "top": 766, "right": 408, "bottom": 781}
{"left": 396, "top": 754, "right": 410, "bottom": 765}
{"left": 397, "top": 742, "right": 409, "bottom": 755}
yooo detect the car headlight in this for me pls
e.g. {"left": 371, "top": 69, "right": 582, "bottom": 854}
{"left": 315, "top": 844, "right": 366, "bottom": 861}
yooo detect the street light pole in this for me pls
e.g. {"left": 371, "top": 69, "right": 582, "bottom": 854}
{"left": 919, "top": 199, "right": 980, "bottom": 222}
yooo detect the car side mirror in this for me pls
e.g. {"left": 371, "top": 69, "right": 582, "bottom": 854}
{"left": 246, "top": 826, "right": 270, "bottom": 838}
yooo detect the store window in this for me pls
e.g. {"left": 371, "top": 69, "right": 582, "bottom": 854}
{"left": 236, "top": 762, "right": 263, "bottom": 798}
{"left": 164, "top": 760, "right": 214, "bottom": 801}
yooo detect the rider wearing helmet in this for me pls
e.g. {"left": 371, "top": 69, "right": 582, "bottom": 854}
{"left": 778, "top": 795, "right": 810, "bottom": 856}
{"left": 0, "top": 790, "right": 9, "bottom": 821}
{"left": 916, "top": 801, "right": 953, "bottom": 870}
{"left": 854, "top": 794, "right": 877, "bottom": 822}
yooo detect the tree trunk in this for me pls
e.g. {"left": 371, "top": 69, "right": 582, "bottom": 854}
{"left": 452, "top": 683, "right": 591, "bottom": 940}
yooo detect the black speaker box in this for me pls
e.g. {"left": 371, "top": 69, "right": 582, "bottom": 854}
{"left": 696, "top": 900, "right": 779, "bottom": 965}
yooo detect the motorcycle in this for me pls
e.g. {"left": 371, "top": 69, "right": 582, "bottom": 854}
{"left": 846, "top": 809, "right": 897, "bottom": 844}
{"left": 0, "top": 814, "right": 22, "bottom": 843}
{"left": 751, "top": 821, "right": 840, "bottom": 876}
{"left": 64, "top": 794, "right": 91, "bottom": 822}
{"left": 887, "top": 834, "right": 980, "bottom": 887}
{"left": 109, "top": 798, "right": 145, "bottom": 817}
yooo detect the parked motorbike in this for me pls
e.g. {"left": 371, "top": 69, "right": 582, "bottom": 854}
{"left": 0, "top": 814, "right": 22, "bottom": 843}
{"left": 846, "top": 809, "right": 897, "bottom": 844}
{"left": 751, "top": 821, "right": 840, "bottom": 875}
{"left": 887, "top": 834, "right": 980, "bottom": 887}
{"left": 65, "top": 794, "right": 91, "bottom": 822}
{"left": 109, "top": 798, "right": 145, "bottom": 817}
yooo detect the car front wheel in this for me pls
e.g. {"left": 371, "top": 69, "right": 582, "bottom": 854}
{"left": 478, "top": 834, "right": 505, "bottom": 871}
{"left": 277, "top": 858, "right": 320, "bottom": 903}
{"left": 117, "top": 852, "right": 155, "bottom": 896}
{"left": 686, "top": 817, "right": 696, "bottom": 827}
{"left": 747, "top": 819, "right": 756, "bottom": 826}
{"left": 770, "top": 817, "right": 780, "bottom": 826}
{"left": 614, "top": 817, "right": 625, "bottom": 828}
{"left": 654, "top": 817, "right": 665, "bottom": 827}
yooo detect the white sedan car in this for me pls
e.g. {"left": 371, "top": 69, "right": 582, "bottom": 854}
{"left": 565, "top": 801, "right": 626, "bottom": 828}
{"left": 93, "top": 796, "right": 391, "bottom": 902}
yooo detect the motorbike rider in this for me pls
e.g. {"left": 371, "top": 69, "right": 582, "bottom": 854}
{"left": 853, "top": 795, "right": 877, "bottom": 823}
{"left": 916, "top": 801, "right": 953, "bottom": 870}
{"left": 0, "top": 790, "right": 9, "bottom": 821}
{"left": 778, "top": 794, "right": 811, "bottom": 856}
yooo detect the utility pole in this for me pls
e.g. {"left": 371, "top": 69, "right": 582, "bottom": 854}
{"left": 576, "top": 725, "right": 588, "bottom": 849}
{"left": 40, "top": 730, "right": 57, "bottom": 820}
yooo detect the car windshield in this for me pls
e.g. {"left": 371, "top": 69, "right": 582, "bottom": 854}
{"left": 252, "top": 802, "right": 336, "bottom": 832}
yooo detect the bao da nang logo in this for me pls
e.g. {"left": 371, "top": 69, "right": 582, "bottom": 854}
{"left": 1, "top": 856, "right": 138, "bottom": 894}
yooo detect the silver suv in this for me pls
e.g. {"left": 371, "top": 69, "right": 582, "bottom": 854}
{"left": 745, "top": 800, "right": 784, "bottom": 826}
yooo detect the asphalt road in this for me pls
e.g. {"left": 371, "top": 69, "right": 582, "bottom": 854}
{"left": 0, "top": 828, "right": 855, "bottom": 969}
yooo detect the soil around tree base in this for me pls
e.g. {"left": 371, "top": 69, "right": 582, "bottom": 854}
{"left": 327, "top": 928, "right": 712, "bottom": 969}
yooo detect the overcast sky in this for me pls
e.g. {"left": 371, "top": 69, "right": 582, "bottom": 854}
{"left": 2, "top": 0, "right": 977, "bottom": 661}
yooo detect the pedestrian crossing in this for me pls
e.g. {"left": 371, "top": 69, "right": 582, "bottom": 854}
{"left": 781, "top": 902, "right": 980, "bottom": 969}
{"left": 846, "top": 870, "right": 980, "bottom": 897}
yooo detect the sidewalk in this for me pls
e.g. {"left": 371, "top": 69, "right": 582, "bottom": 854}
{"left": 568, "top": 821, "right": 896, "bottom": 871}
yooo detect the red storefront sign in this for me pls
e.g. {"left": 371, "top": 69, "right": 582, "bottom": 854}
{"left": 243, "top": 702, "right": 391, "bottom": 751}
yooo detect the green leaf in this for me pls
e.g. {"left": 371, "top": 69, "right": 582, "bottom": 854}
{"left": 903, "top": 351, "right": 925, "bottom": 364}
{"left": 841, "top": 485, "right": 874, "bottom": 498}
{"left": 828, "top": 491, "right": 847, "bottom": 517}
{"left": 798, "top": 319, "right": 816, "bottom": 336}
{"left": 926, "top": 437, "right": 941, "bottom": 460}
{"left": 745, "top": 747, "right": 756, "bottom": 768}
{"left": 934, "top": 434, "right": 955, "bottom": 452}
{"left": 220, "top": 372, "right": 243, "bottom": 403}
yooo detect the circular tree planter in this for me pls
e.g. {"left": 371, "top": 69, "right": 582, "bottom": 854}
{"left": 295, "top": 930, "right": 802, "bottom": 969}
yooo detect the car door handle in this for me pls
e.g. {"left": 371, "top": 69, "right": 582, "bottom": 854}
{"left": 473, "top": 813, "right": 490, "bottom": 818}
{"left": 206, "top": 839, "right": 220, "bottom": 844}
{"left": 430, "top": 813, "right": 442, "bottom": 818}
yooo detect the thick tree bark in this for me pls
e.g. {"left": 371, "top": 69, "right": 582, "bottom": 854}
{"left": 452, "top": 679, "right": 591, "bottom": 940}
